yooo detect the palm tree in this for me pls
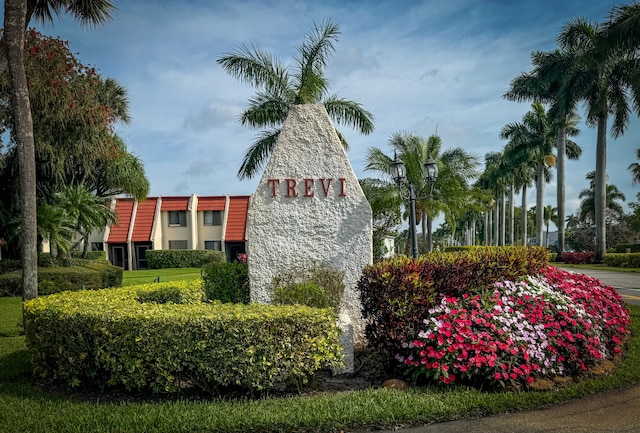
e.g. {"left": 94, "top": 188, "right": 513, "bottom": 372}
{"left": 553, "top": 17, "right": 640, "bottom": 262}
{"left": 578, "top": 171, "right": 627, "bottom": 226}
{"left": 543, "top": 205, "right": 558, "bottom": 247}
{"left": 603, "top": 2, "right": 640, "bottom": 54}
{"left": 3, "top": 0, "right": 115, "bottom": 300}
{"left": 630, "top": 148, "right": 640, "bottom": 185}
{"left": 36, "top": 202, "right": 75, "bottom": 257}
{"left": 365, "top": 132, "right": 479, "bottom": 253}
{"left": 500, "top": 102, "right": 582, "bottom": 248}
{"left": 217, "top": 19, "right": 374, "bottom": 180}
{"left": 54, "top": 185, "right": 117, "bottom": 256}
{"left": 504, "top": 49, "right": 581, "bottom": 256}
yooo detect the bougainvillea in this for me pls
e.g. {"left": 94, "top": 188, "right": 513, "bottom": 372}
{"left": 397, "top": 267, "right": 629, "bottom": 388}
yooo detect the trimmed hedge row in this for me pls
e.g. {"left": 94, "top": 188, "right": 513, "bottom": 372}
{"left": 23, "top": 280, "right": 343, "bottom": 393}
{"left": 146, "top": 250, "right": 225, "bottom": 269}
{"left": 614, "top": 244, "right": 640, "bottom": 253}
{"left": 358, "top": 246, "right": 549, "bottom": 356}
{"left": 0, "top": 262, "right": 123, "bottom": 296}
{"left": 603, "top": 253, "right": 640, "bottom": 268}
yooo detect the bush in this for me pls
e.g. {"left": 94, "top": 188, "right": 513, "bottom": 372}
{"left": 614, "top": 244, "right": 640, "bottom": 253}
{"left": 562, "top": 251, "right": 596, "bottom": 264}
{"left": 71, "top": 251, "right": 107, "bottom": 260}
{"left": 0, "top": 259, "right": 21, "bottom": 274}
{"left": 359, "top": 246, "right": 549, "bottom": 357}
{"left": 146, "top": 250, "right": 225, "bottom": 269}
{"left": 23, "top": 281, "right": 342, "bottom": 393}
{"left": 0, "top": 263, "right": 123, "bottom": 297}
{"left": 399, "top": 267, "right": 629, "bottom": 388}
{"left": 603, "top": 253, "right": 640, "bottom": 268}
{"left": 201, "top": 261, "right": 249, "bottom": 304}
{"left": 272, "top": 262, "right": 345, "bottom": 310}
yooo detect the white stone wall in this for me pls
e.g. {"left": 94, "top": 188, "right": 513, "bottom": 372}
{"left": 246, "top": 104, "right": 372, "bottom": 342}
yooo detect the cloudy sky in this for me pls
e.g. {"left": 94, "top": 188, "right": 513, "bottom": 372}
{"left": 25, "top": 0, "right": 640, "bottom": 230}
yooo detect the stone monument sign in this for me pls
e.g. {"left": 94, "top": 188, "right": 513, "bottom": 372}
{"left": 246, "top": 104, "right": 373, "bottom": 344}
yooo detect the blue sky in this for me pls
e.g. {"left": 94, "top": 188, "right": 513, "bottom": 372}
{"left": 21, "top": 0, "right": 640, "bottom": 230}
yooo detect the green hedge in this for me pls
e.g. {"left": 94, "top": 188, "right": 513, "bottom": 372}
{"left": 603, "top": 253, "right": 640, "bottom": 268}
{"left": 23, "top": 280, "right": 342, "bottom": 393}
{"left": 201, "top": 261, "right": 249, "bottom": 304}
{"left": 614, "top": 244, "right": 640, "bottom": 253}
{"left": 359, "top": 246, "right": 550, "bottom": 356}
{"left": 146, "top": 250, "right": 225, "bottom": 269}
{"left": 0, "top": 263, "right": 123, "bottom": 297}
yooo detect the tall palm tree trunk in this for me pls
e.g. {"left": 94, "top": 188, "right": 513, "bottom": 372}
{"left": 509, "top": 183, "right": 515, "bottom": 245}
{"left": 536, "top": 163, "right": 544, "bottom": 247}
{"left": 556, "top": 128, "right": 566, "bottom": 257}
{"left": 500, "top": 189, "right": 506, "bottom": 246}
{"left": 521, "top": 185, "right": 527, "bottom": 245}
{"left": 494, "top": 200, "right": 499, "bottom": 246}
{"left": 4, "top": 0, "right": 38, "bottom": 300}
{"left": 595, "top": 114, "right": 607, "bottom": 262}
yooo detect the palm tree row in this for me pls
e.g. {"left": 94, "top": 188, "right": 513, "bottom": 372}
{"left": 502, "top": 3, "right": 640, "bottom": 261}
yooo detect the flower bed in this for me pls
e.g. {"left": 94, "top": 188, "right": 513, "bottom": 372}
{"left": 397, "top": 267, "right": 629, "bottom": 388}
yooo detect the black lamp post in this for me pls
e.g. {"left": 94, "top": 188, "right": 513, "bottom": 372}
{"left": 391, "top": 152, "right": 439, "bottom": 258}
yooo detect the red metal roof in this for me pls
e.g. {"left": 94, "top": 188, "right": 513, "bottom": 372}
{"left": 131, "top": 198, "right": 158, "bottom": 242}
{"left": 161, "top": 196, "right": 189, "bottom": 211}
{"left": 197, "top": 196, "right": 226, "bottom": 211}
{"left": 108, "top": 199, "right": 135, "bottom": 243}
{"left": 225, "top": 196, "right": 250, "bottom": 242}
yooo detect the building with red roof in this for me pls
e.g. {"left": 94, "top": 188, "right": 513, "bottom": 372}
{"left": 89, "top": 194, "right": 249, "bottom": 269}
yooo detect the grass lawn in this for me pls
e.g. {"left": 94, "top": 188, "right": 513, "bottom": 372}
{"left": 1, "top": 294, "right": 640, "bottom": 432}
{"left": 121, "top": 268, "right": 202, "bottom": 286}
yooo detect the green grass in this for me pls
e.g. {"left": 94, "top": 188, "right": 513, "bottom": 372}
{"left": 2, "top": 299, "right": 640, "bottom": 432}
{"left": 121, "top": 268, "right": 202, "bottom": 286}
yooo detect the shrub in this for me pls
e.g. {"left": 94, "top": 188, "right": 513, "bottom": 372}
{"left": 359, "top": 246, "right": 549, "bottom": 357}
{"left": 398, "top": 267, "right": 629, "bottom": 388}
{"left": 562, "top": 251, "right": 596, "bottom": 264}
{"left": 146, "top": 250, "right": 224, "bottom": 269}
{"left": 614, "top": 244, "right": 640, "bottom": 253}
{"left": 201, "top": 261, "right": 249, "bottom": 304}
{"left": 23, "top": 281, "right": 342, "bottom": 393}
{"left": 272, "top": 262, "right": 345, "bottom": 310}
{"left": 603, "top": 253, "right": 640, "bottom": 268}
{"left": 0, "top": 259, "right": 21, "bottom": 274}
{"left": 0, "top": 263, "right": 122, "bottom": 297}
{"left": 71, "top": 251, "right": 107, "bottom": 260}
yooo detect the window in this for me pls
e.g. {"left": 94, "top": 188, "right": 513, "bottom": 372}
{"left": 204, "top": 240, "right": 222, "bottom": 251}
{"left": 203, "top": 210, "right": 222, "bottom": 226}
{"left": 169, "top": 240, "right": 188, "bottom": 250}
{"left": 168, "top": 211, "right": 187, "bottom": 226}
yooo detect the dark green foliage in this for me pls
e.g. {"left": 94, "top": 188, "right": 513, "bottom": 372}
{"left": 146, "top": 250, "right": 225, "bottom": 269}
{"left": 614, "top": 244, "right": 640, "bottom": 253}
{"left": 23, "top": 281, "right": 342, "bottom": 393}
{"left": 358, "top": 246, "right": 549, "bottom": 356}
{"left": 272, "top": 262, "right": 345, "bottom": 310}
{"left": 201, "top": 261, "right": 249, "bottom": 304}
{"left": 0, "top": 259, "right": 21, "bottom": 274}
{"left": 0, "top": 263, "right": 122, "bottom": 296}
{"left": 71, "top": 250, "right": 107, "bottom": 260}
{"left": 603, "top": 253, "right": 640, "bottom": 268}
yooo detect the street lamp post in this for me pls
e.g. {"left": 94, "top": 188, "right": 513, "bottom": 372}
{"left": 391, "top": 152, "right": 438, "bottom": 259}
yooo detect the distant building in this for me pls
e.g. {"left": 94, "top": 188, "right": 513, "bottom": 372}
{"left": 87, "top": 195, "right": 249, "bottom": 269}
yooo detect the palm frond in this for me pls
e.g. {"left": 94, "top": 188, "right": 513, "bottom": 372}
{"left": 217, "top": 45, "right": 290, "bottom": 94}
{"left": 323, "top": 95, "right": 374, "bottom": 134}
{"left": 241, "top": 91, "right": 290, "bottom": 129}
{"left": 32, "top": 0, "right": 115, "bottom": 27}
{"left": 237, "top": 128, "right": 280, "bottom": 180}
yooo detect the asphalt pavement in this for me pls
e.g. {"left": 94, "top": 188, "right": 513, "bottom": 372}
{"left": 375, "top": 267, "right": 640, "bottom": 433}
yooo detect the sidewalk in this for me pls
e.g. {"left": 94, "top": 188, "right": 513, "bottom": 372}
{"left": 377, "top": 268, "right": 640, "bottom": 433}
